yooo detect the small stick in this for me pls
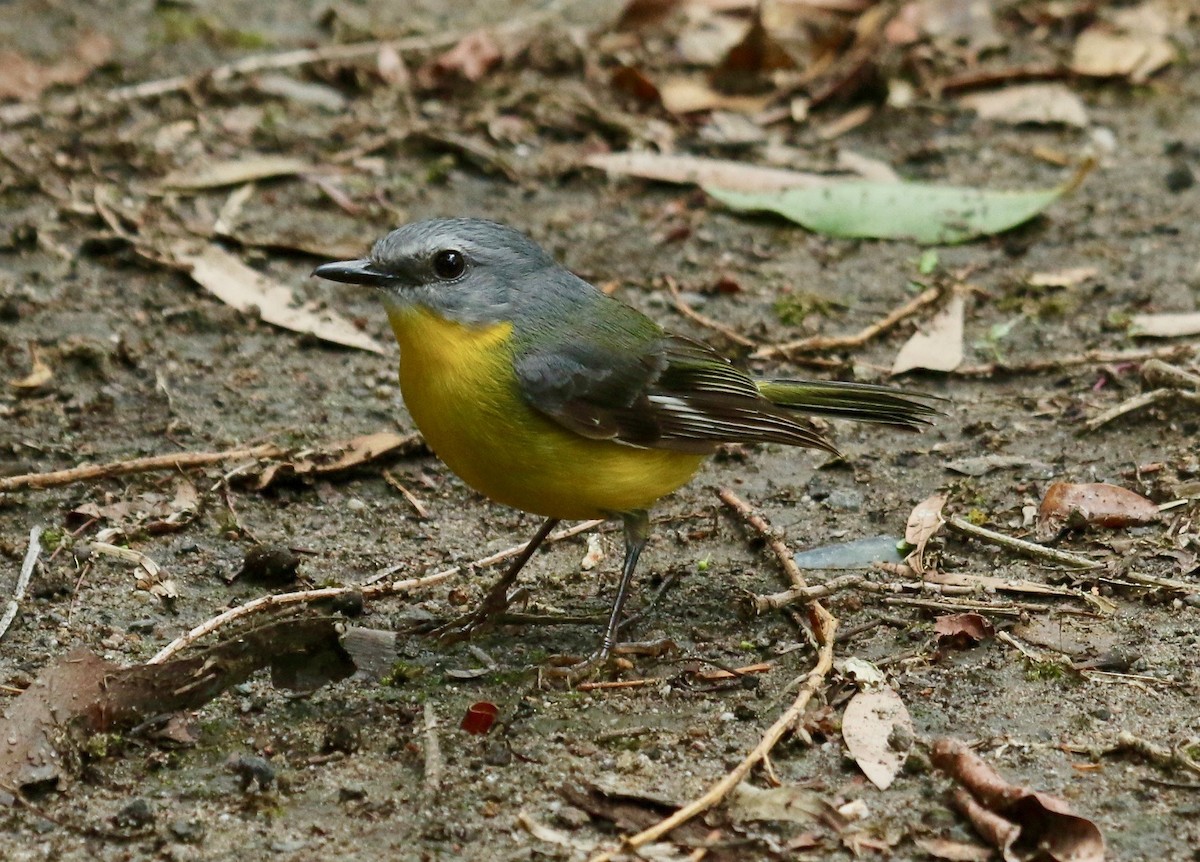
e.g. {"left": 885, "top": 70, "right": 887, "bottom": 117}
{"left": 588, "top": 608, "right": 837, "bottom": 862}
{"left": 953, "top": 344, "right": 1195, "bottom": 377}
{"left": 945, "top": 516, "right": 1099, "bottom": 570}
{"left": 751, "top": 286, "right": 941, "bottom": 360}
{"left": 149, "top": 519, "right": 606, "bottom": 663}
{"left": 422, "top": 702, "right": 443, "bottom": 796}
{"left": 0, "top": 443, "right": 285, "bottom": 492}
{"left": 0, "top": 526, "right": 43, "bottom": 641}
{"left": 717, "top": 488, "right": 806, "bottom": 591}
{"left": 589, "top": 494, "right": 838, "bottom": 862}
{"left": 1083, "top": 389, "right": 1174, "bottom": 432}
{"left": 383, "top": 470, "right": 431, "bottom": 519}
{"left": 664, "top": 277, "right": 757, "bottom": 349}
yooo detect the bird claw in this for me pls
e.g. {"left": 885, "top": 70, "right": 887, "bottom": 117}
{"left": 421, "top": 587, "right": 531, "bottom": 645}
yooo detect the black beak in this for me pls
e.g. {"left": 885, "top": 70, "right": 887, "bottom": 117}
{"left": 312, "top": 259, "right": 395, "bottom": 287}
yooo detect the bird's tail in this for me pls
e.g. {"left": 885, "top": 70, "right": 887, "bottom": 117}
{"left": 755, "top": 379, "right": 942, "bottom": 430}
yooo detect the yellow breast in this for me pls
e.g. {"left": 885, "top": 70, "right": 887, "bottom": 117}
{"left": 386, "top": 305, "right": 705, "bottom": 520}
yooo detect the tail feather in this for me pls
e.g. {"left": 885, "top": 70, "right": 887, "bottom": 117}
{"left": 755, "top": 379, "right": 943, "bottom": 430}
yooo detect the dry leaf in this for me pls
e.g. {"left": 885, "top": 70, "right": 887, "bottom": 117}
{"left": 8, "top": 344, "right": 53, "bottom": 392}
{"left": 0, "top": 31, "right": 112, "bottom": 101}
{"left": 1036, "top": 481, "right": 1160, "bottom": 540}
{"left": 842, "top": 685, "right": 912, "bottom": 790}
{"left": 934, "top": 612, "right": 995, "bottom": 647}
{"left": 912, "top": 836, "right": 993, "bottom": 861}
{"left": 377, "top": 44, "right": 410, "bottom": 87}
{"left": 727, "top": 782, "right": 845, "bottom": 827}
{"left": 1027, "top": 266, "right": 1098, "bottom": 288}
{"left": 169, "top": 242, "right": 385, "bottom": 354}
{"left": 1129, "top": 311, "right": 1200, "bottom": 338}
{"left": 959, "top": 84, "right": 1089, "bottom": 128}
{"left": 1071, "top": 26, "right": 1174, "bottom": 82}
{"left": 417, "top": 29, "right": 502, "bottom": 88}
{"left": 932, "top": 737, "right": 1106, "bottom": 862}
{"left": 254, "top": 431, "right": 420, "bottom": 489}
{"left": 585, "top": 151, "right": 829, "bottom": 192}
{"left": 658, "top": 76, "right": 773, "bottom": 114}
{"left": 892, "top": 290, "right": 966, "bottom": 374}
{"left": 159, "top": 155, "right": 314, "bottom": 191}
{"left": 904, "top": 492, "right": 947, "bottom": 573}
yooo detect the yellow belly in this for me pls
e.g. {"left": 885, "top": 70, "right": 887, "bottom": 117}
{"left": 387, "top": 306, "right": 705, "bottom": 520}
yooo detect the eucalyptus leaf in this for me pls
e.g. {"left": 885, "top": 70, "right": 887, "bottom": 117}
{"left": 706, "top": 162, "right": 1091, "bottom": 244}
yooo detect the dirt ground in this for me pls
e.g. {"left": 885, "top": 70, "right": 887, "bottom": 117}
{"left": 1, "top": 1, "right": 1199, "bottom": 860}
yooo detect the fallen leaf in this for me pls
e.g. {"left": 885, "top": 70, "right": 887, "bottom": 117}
{"left": 0, "top": 31, "right": 112, "bottom": 101}
{"left": 613, "top": 0, "right": 686, "bottom": 31}
{"left": 912, "top": 836, "right": 993, "bottom": 862}
{"left": 891, "top": 290, "right": 966, "bottom": 374}
{"left": 711, "top": 11, "right": 795, "bottom": 92}
{"left": 609, "top": 65, "right": 662, "bottom": 106}
{"left": 959, "top": 83, "right": 1089, "bottom": 128}
{"left": 727, "top": 782, "right": 845, "bottom": 828}
{"left": 793, "top": 535, "right": 905, "bottom": 570}
{"left": 417, "top": 29, "right": 502, "bottom": 88}
{"left": 932, "top": 737, "right": 1106, "bottom": 862}
{"left": 842, "top": 685, "right": 912, "bottom": 790}
{"left": 1027, "top": 266, "right": 1099, "bottom": 288}
{"left": 1071, "top": 26, "right": 1174, "bottom": 83}
{"left": 1129, "top": 311, "right": 1200, "bottom": 338}
{"left": 707, "top": 162, "right": 1090, "bottom": 244}
{"left": 904, "top": 492, "right": 947, "bottom": 573}
{"left": 944, "top": 454, "right": 1054, "bottom": 477}
{"left": 586, "top": 151, "right": 829, "bottom": 192}
{"left": 253, "top": 431, "right": 421, "bottom": 489}
{"left": 934, "top": 613, "right": 995, "bottom": 647}
{"left": 1036, "top": 481, "right": 1161, "bottom": 540}
{"left": 8, "top": 344, "right": 53, "bottom": 392}
{"left": 159, "top": 155, "right": 314, "bottom": 191}
{"left": 169, "top": 241, "right": 385, "bottom": 354}
{"left": 914, "top": 0, "right": 1002, "bottom": 51}
{"left": 658, "top": 75, "right": 773, "bottom": 114}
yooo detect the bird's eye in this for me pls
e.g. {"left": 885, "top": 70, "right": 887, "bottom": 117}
{"left": 432, "top": 249, "right": 466, "bottom": 280}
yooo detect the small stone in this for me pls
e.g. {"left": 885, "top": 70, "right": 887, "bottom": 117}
{"left": 555, "top": 805, "right": 591, "bottom": 829}
{"left": 1165, "top": 162, "right": 1195, "bottom": 193}
{"left": 338, "top": 783, "right": 367, "bottom": 803}
{"left": 113, "top": 797, "right": 155, "bottom": 828}
{"left": 169, "top": 818, "right": 207, "bottom": 843}
{"left": 128, "top": 618, "right": 157, "bottom": 634}
{"left": 226, "top": 753, "right": 276, "bottom": 792}
{"left": 825, "top": 488, "right": 864, "bottom": 512}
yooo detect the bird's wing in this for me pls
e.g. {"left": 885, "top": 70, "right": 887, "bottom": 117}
{"left": 514, "top": 310, "right": 836, "bottom": 454}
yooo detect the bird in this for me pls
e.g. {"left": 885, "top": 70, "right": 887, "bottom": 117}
{"left": 313, "top": 218, "right": 937, "bottom": 676}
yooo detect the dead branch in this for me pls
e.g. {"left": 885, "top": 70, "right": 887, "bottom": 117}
{"left": 149, "top": 519, "right": 605, "bottom": 663}
{"left": 954, "top": 344, "right": 1196, "bottom": 378}
{"left": 751, "top": 286, "right": 941, "bottom": 360}
{"left": 945, "top": 516, "right": 1099, "bottom": 570}
{"left": 664, "top": 277, "right": 758, "bottom": 349}
{"left": 0, "top": 443, "right": 285, "bottom": 492}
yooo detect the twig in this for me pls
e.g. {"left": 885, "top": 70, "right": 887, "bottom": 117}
{"left": 422, "top": 702, "right": 443, "bottom": 796}
{"left": 664, "top": 278, "right": 757, "bottom": 349}
{"left": 1086, "top": 388, "right": 1200, "bottom": 432}
{"left": 588, "top": 493, "right": 837, "bottom": 862}
{"left": 588, "top": 608, "right": 836, "bottom": 862}
{"left": 0, "top": 443, "right": 285, "bottom": 492}
{"left": 953, "top": 344, "right": 1196, "bottom": 377}
{"left": 751, "top": 286, "right": 941, "bottom": 360}
{"left": 0, "top": 0, "right": 577, "bottom": 127}
{"left": 150, "top": 519, "right": 606, "bottom": 663}
{"left": 717, "top": 488, "right": 805, "bottom": 590}
{"left": 0, "top": 526, "right": 43, "bottom": 641}
{"left": 945, "top": 516, "right": 1099, "bottom": 570}
{"left": 383, "top": 470, "right": 431, "bottom": 519}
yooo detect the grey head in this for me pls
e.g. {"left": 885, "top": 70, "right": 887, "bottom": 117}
{"left": 313, "top": 218, "right": 599, "bottom": 327}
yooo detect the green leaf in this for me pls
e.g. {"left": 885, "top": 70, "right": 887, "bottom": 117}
{"left": 705, "top": 162, "right": 1092, "bottom": 245}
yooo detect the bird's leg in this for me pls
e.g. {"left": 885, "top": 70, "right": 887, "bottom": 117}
{"left": 431, "top": 517, "right": 560, "bottom": 644}
{"left": 543, "top": 510, "right": 650, "bottom": 682}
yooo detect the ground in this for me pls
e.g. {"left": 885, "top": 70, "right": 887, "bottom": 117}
{"left": 1, "top": 1, "right": 1198, "bottom": 860}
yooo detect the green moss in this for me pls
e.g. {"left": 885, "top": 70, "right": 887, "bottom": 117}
{"left": 772, "top": 292, "right": 837, "bottom": 327}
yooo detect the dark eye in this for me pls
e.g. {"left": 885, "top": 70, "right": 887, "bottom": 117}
{"left": 432, "top": 249, "right": 466, "bottom": 280}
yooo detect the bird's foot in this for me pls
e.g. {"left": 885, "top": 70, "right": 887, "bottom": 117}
{"left": 420, "top": 587, "right": 531, "bottom": 645}
{"left": 537, "top": 639, "right": 677, "bottom": 686}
